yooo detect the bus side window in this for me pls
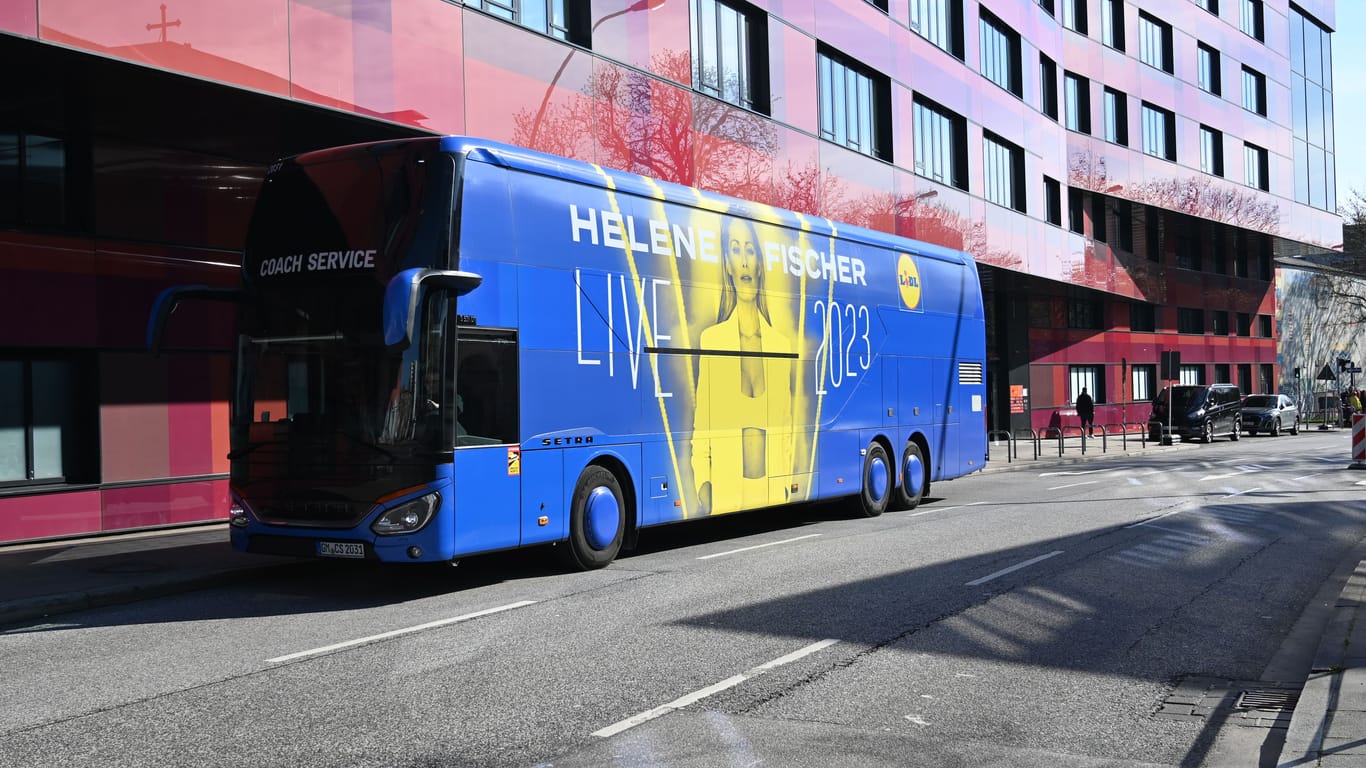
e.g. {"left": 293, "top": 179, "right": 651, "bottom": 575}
{"left": 456, "top": 328, "right": 519, "bottom": 446}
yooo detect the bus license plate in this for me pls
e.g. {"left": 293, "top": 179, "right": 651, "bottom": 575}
{"left": 318, "top": 541, "right": 365, "bottom": 559}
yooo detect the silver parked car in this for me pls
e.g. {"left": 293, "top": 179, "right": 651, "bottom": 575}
{"left": 1240, "top": 393, "right": 1300, "bottom": 436}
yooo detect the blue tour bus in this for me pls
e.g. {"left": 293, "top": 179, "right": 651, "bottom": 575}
{"left": 150, "top": 136, "right": 987, "bottom": 569}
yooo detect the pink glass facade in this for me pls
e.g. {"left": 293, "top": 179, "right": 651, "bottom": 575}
{"left": 0, "top": 0, "right": 1341, "bottom": 542}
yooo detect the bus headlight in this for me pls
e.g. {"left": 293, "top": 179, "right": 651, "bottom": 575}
{"left": 371, "top": 492, "right": 440, "bottom": 536}
{"left": 228, "top": 498, "right": 250, "bottom": 528}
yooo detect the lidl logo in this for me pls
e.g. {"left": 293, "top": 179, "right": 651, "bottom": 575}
{"left": 897, "top": 253, "right": 922, "bottom": 311}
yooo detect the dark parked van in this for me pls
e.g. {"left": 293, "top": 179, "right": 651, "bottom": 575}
{"left": 1149, "top": 384, "right": 1243, "bottom": 443}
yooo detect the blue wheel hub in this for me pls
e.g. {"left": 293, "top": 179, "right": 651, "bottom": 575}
{"left": 903, "top": 451, "right": 924, "bottom": 496}
{"left": 867, "top": 454, "right": 889, "bottom": 503}
{"left": 584, "top": 486, "right": 620, "bottom": 550}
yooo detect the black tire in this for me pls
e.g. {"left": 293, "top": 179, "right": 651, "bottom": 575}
{"left": 1231, "top": 419, "right": 1241, "bottom": 441}
{"left": 1291, "top": 418, "right": 1300, "bottom": 435}
{"left": 895, "top": 442, "right": 927, "bottom": 511}
{"left": 858, "top": 442, "right": 892, "bottom": 518}
{"left": 1270, "top": 418, "right": 1281, "bottom": 437}
{"left": 559, "top": 465, "right": 625, "bottom": 571}
{"left": 1202, "top": 420, "right": 1214, "bottom": 443}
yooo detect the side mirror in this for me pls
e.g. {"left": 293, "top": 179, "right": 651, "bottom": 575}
{"left": 146, "top": 285, "right": 243, "bottom": 356}
{"left": 383, "top": 268, "right": 483, "bottom": 348}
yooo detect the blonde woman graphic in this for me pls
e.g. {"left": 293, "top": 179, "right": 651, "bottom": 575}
{"left": 691, "top": 217, "right": 795, "bottom": 516}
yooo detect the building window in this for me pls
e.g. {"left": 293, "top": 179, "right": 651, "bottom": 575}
{"left": 1200, "top": 125, "right": 1224, "bottom": 176}
{"left": 1039, "top": 0, "right": 1055, "bottom": 14}
{"left": 1132, "top": 364, "right": 1156, "bottom": 401}
{"left": 1144, "top": 210, "right": 1161, "bottom": 261}
{"left": 1141, "top": 102, "right": 1175, "bottom": 161}
{"left": 983, "top": 132, "right": 1024, "bottom": 211}
{"left": 1063, "top": 0, "right": 1087, "bottom": 35}
{"left": 1242, "top": 66, "right": 1267, "bottom": 116}
{"left": 980, "top": 8, "right": 1022, "bottom": 97}
{"left": 1236, "top": 312, "right": 1251, "bottom": 335}
{"left": 1068, "top": 295, "right": 1104, "bottom": 329}
{"left": 1070, "top": 365, "right": 1104, "bottom": 404}
{"left": 1116, "top": 200, "right": 1133, "bottom": 252}
{"left": 1245, "top": 142, "right": 1269, "bottom": 190}
{"left": 691, "top": 0, "right": 770, "bottom": 114}
{"left": 1130, "top": 302, "right": 1156, "bottom": 332}
{"left": 1102, "top": 0, "right": 1125, "bottom": 50}
{"left": 1197, "top": 43, "right": 1222, "bottom": 96}
{"left": 1237, "top": 363, "right": 1252, "bottom": 393}
{"left": 1068, "top": 187, "right": 1085, "bottom": 234}
{"left": 1212, "top": 311, "right": 1230, "bottom": 335}
{"left": 0, "top": 357, "right": 93, "bottom": 486}
{"left": 1241, "top": 0, "right": 1264, "bottom": 42}
{"left": 1091, "top": 194, "right": 1108, "bottom": 243}
{"left": 1214, "top": 363, "right": 1231, "bottom": 383}
{"left": 475, "top": 0, "right": 589, "bottom": 44}
{"left": 1103, "top": 87, "right": 1128, "bottom": 145}
{"left": 1138, "top": 12, "right": 1174, "bottom": 74}
{"left": 1258, "top": 314, "right": 1273, "bottom": 337}
{"left": 818, "top": 48, "right": 891, "bottom": 161}
{"left": 912, "top": 96, "right": 967, "bottom": 189}
{"left": 1177, "top": 307, "right": 1205, "bottom": 334}
{"left": 1044, "top": 176, "right": 1062, "bottom": 225}
{"left": 1196, "top": 0, "right": 1219, "bottom": 14}
{"left": 866, "top": 0, "right": 889, "bottom": 11}
{"left": 1064, "top": 71, "right": 1091, "bottom": 133}
{"left": 1040, "top": 54, "right": 1059, "bottom": 120}
{"left": 1291, "top": 6, "right": 1336, "bottom": 212}
{"left": 910, "top": 0, "right": 965, "bottom": 60}
{"left": 1175, "top": 217, "right": 1201, "bottom": 271}
{"left": 0, "top": 131, "right": 68, "bottom": 231}
{"left": 1177, "top": 365, "right": 1203, "bottom": 386}
{"left": 1259, "top": 364, "right": 1274, "bottom": 393}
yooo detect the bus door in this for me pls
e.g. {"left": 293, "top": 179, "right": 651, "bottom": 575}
{"left": 450, "top": 327, "right": 522, "bottom": 555}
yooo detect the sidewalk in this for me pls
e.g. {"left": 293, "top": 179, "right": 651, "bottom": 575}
{"left": 0, "top": 524, "right": 294, "bottom": 628}
{"left": 1278, "top": 559, "right": 1366, "bottom": 766}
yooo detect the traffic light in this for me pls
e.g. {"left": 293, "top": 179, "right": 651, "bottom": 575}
{"left": 1294, "top": 367, "right": 1301, "bottom": 378}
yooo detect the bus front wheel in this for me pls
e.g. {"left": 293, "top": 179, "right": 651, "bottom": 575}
{"left": 896, "top": 443, "right": 926, "bottom": 511}
{"left": 858, "top": 442, "right": 892, "bottom": 518}
{"left": 560, "top": 465, "right": 625, "bottom": 571}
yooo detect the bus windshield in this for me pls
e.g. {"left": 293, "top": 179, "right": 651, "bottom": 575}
{"left": 231, "top": 139, "right": 456, "bottom": 509}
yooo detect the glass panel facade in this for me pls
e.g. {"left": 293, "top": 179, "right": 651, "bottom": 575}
{"left": 1290, "top": 6, "right": 1336, "bottom": 212}
{"left": 910, "top": 0, "right": 962, "bottom": 58}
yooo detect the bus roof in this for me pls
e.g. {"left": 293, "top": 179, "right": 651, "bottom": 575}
{"left": 291, "top": 135, "right": 973, "bottom": 269}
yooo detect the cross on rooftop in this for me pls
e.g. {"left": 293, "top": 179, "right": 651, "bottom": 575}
{"left": 146, "top": 4, "right": 181, "bottom": 43}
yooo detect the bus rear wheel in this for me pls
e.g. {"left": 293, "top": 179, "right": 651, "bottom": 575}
{"left": 896, "top": 443, "right": 926, "bottom": 511}
{"left": 857, "top": 442, "right": 892, "bottom": 518}
{"left": 559, "top": 465, "right": 625, "bottom": 571}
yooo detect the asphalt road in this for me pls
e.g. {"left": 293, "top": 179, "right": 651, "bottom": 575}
{"left": 2, "top": 430, "right": 1364, "bottom": 767}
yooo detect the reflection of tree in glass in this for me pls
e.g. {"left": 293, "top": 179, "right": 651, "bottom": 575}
{"left": 513, "top": 50, "right": 777, "bottom": 196}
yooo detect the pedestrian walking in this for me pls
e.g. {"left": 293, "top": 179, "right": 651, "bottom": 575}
{"left": 1076, "top": 387, "right": 1095, "bottom": 437}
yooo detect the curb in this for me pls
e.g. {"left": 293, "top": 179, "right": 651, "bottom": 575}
{"left": 1277, "top": 559, "right": 1366, "bottom": 767}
